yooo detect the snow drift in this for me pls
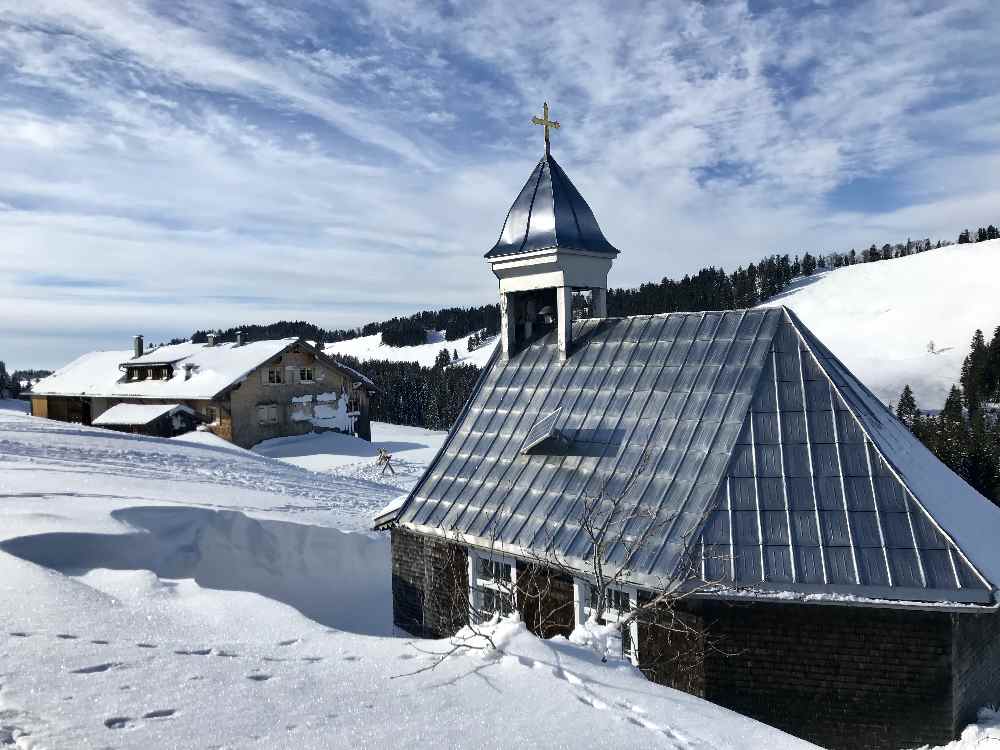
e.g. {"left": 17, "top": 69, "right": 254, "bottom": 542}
{"left": 1, "top": 506, "right": 392, "bottom": 636}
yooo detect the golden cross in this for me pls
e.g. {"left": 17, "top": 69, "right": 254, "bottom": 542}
{"left": 531, "top": 101, "right": 560, "bottom": 156}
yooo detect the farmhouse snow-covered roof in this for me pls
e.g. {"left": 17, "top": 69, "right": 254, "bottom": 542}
{"left": 484, "top": 153, "right": 619, "bottom": 259}
{"left": 392, "top": 307, "right": 1000, "bottom": 606}
{"left": 33, "top": 338, "right": 328, "bottom": 401}
{"left": 92, "top": 403, "right": 194, "bottom": 426}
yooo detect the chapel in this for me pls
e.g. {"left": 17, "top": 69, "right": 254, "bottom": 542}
{"left": 377, "top": 105, "right": 1000, "bottom": 750}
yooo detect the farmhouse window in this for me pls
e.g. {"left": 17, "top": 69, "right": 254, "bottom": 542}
{"left": 256, "top": 404, "right": 278, "bottom": 424}
{"left": 299, "top": 368, "right": 315, "bottom": 383}
{"left": 468, "top": 550, "right": 515, "bottom": 623}
{"left": 204, "top": 406, "right": 218, "bottom": 424}
{"left": 265, "top": 368, "right": 283, "bottom": 385}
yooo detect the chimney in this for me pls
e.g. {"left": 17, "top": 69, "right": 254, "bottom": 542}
{"left": 207, "top": 333, "right": 218, "bottom": 347}
{"left": 235, "top": 330, "right": 244, "bottom": 347}
{"left": 133, "top": 334, "right": 143, "bottom": 359}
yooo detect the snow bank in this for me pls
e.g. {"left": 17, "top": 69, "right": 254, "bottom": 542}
{"left": 1, "top": 505, "right": 392, "bottom": 636}
{"left": 762, "top": 240, "right": 1000, "bottom": 408}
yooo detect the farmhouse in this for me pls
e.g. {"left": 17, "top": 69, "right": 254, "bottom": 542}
{"left": 378, "top": 122, "right": 1000, "bottom": 749}
{"left": 31, "top": 335, "right": 375, "bottom": 447}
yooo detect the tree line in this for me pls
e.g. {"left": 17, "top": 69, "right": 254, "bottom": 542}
{"left": 190, "top": 305, "right": 501, "bottom": 349}
{"left": 337, "top": 349, "right": 481, "bottom": 430}
{"left": 958, "top": 226, "right": 1000, "bottom": 244}
{"left": 0, "top": 364, "right": 52, "bottom": 398}
{"left": 895, "top": 326, "right": 1000, "bottom": 508}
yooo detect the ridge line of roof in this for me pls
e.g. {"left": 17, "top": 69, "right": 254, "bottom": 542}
{"left": 781, "top": 307, "right": 996, "bottom": 593}
{"left": 517, "top": 155, "right": 546, "bottom": 255}
{"left": 550, "top": 155, "right": 585, "bottom": 248}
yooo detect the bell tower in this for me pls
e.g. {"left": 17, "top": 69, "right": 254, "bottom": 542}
{"left": 486, "top": 103, "right": 619, "bottom": 361}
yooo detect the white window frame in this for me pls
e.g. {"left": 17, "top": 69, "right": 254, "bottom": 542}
{"left": 204, "top": 406, "right": 218, "bottom": 424}
{"left": 298, "top": 367, "right": 315, "bottom": 383}
{"left": 256, "top": 403, "right": 278, "bottom": 424}
{"left": 265, "top": 367, "right": 283, "bottom": 385}
{"left": 573, "top": 578, "right": 639, "bottom": 666}
{"left": 467, "top": 549, "right": 517, "bottom": 624}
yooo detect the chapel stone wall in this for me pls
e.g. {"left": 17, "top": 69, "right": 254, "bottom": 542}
{"left": 701, "top": 601, "right": 955, "bottom": 750}
{"left": 391, "top": 528, "right": 468, "bottom": 638}
{"left": 952, "top": 610, "right": 1000, "bottom": 734}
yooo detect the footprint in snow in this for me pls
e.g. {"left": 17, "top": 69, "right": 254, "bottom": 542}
{"left": 342, "top": 655, "right": 360, "bottom": 662}
{"left": 247, "top": 673, "right": 271, "bottom": 682}
{"left": 91, "top": 640, "right": 110, "bottom": 645}
{"left": 56, "top": 634, "right": 79, "bottom": 640}
{"left": 71, "top": 662, "right": 121, "bottom": 675}
{"left": 554, "top": 668, "right": 584, "bottom": 686}
{"left": 142, "top": 709, "right": 176, "bottom": 720}
{"left": 301, "top": 656, "right": 324, "bottom": 663}
{"left": 174, "top": 648, "right": 211, "bottom": 656}
{"left": 278, "top": 639, "right": 298, "bottom": 647}
{"left": 104, "top": 716, "right": 133, "bottom": 730}
{"left": 214, "top": 650, "right": 239, "bottom": 658}
{"left": 8, "top": 632, "right": 29, "bottom": 638}
{"left": 136, "top": 643, "right": 156, "bottom": 649}
{"left": 576, "top": 694, "right": 609, "bottom": 711}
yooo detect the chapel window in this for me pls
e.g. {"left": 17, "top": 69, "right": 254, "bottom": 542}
{"left": 580, "top": 582, "right": 638, "bottom": 665}
{"left": 469, "top": 551, "right": 516, "bottom": 623}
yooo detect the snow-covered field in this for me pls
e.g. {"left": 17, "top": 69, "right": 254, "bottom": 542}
{"left": 325, "top": 329, "right": 497, "bottom": 369}
{"left": 254, "top": 421, "right": 445, "bottom": 493}
{"left": 0, "top": 401, "right": 820, "bottom": 749}
{"left": 763, "top": 240, "right": 1000, "bottom": 410}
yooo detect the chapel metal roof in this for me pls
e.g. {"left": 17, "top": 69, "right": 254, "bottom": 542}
{"left": 484, "top": 154, "right": 620, "bottom": 259}
{"left": 392, "top": 307, "right": 1000, "bottom": 606}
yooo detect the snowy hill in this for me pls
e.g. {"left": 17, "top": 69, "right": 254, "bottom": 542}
{"left": 325, "top": 329, "right": 497, "bottom": 368}
{"left": 762, "top": 240, "right": 1000, "bottom": 409}
{"left": 0, "top": 403, "right": 819, "bottom": 749}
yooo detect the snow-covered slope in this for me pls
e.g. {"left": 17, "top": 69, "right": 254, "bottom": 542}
{"left": 325, "top": 329, "right": 497, "bottom": 368}
{"left": 0, "top": 403, "right": 818, "bottom": 749}
{"left": 254, "top": 422, "right": 446, "bottom": 493}
{"left": 762, "top": 240, "right": 1000, "bottom": 409}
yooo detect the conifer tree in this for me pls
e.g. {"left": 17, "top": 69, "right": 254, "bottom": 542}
{"left": 933, "top": 386, "right": 970, "bottom": 476}
{"left": 960, "top": 329, "right": 988, "bottom": 414}
{"left": 895, "top": 385, "right": 920, "bottom": 430}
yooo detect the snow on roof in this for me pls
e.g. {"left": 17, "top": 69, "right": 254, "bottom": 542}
{"left": 93, "top": 403, "right": 194, "bottom": 426}
{"left": 33, "top": 338, "right": 298, "bottom": 401}
{"left": 395, "top": 307, "right": 1000, "bottom": 606}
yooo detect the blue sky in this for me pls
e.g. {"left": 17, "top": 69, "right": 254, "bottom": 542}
{"left": 2, "top": 0, "right": 999, "bottom": 367}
